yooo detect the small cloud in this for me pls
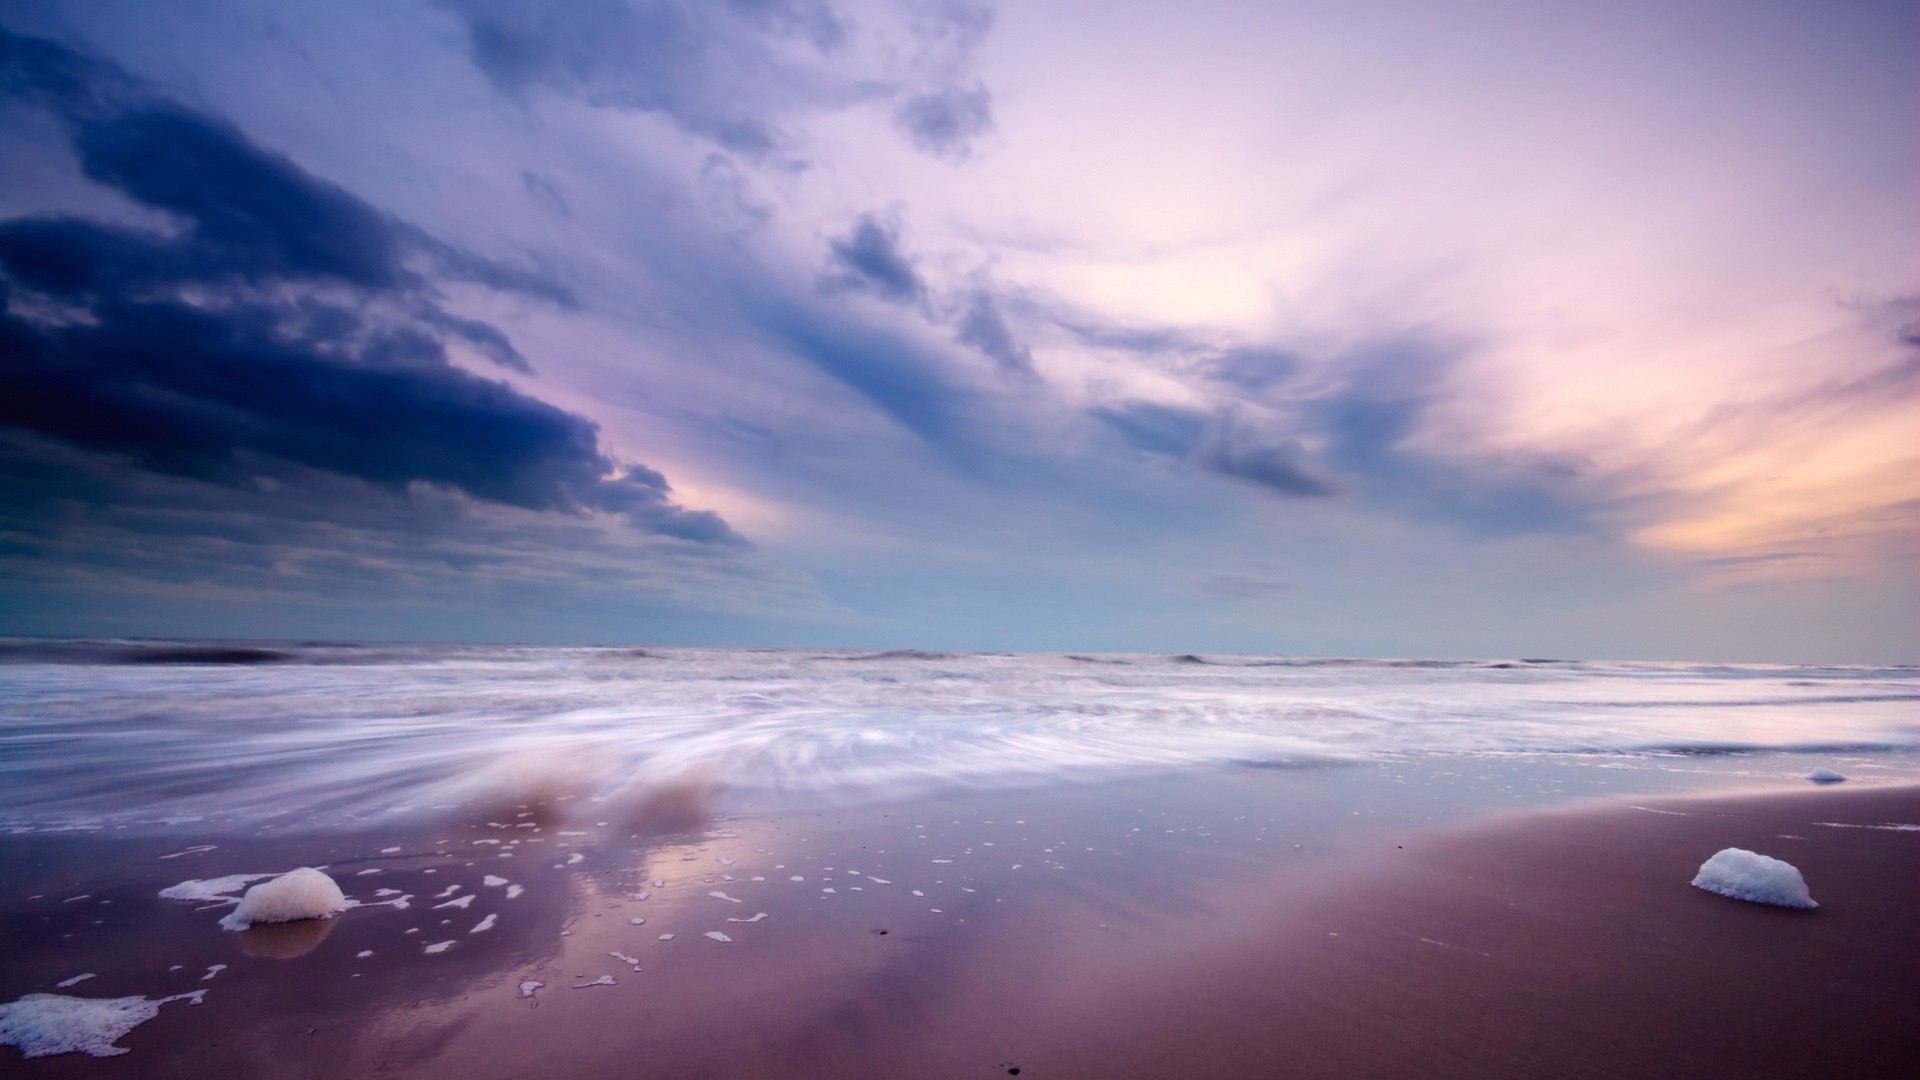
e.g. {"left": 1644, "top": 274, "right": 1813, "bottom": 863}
{"left": 1199, "top": 438, "right": 1335, "bottom": 498}
{"left": 1204, "top": 347, "right": 1300, "bottom": 391}
{"left": 955, "top": 293, "right": 1030, "bottom": 372}
{"left": 1185, "top": 572, "right": 1291, "bottom": 600}
{"left": 826, "top": 214, "right": 924, "bottom": 303}
{"left": 1092, "top": 401, "right": 1207, "bottom": 457}
{"left": 893, "top": 84, "right": 992, "bottom": 159}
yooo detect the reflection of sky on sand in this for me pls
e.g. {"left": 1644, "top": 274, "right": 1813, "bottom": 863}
{"left": 327, "top": 753, "right": 1920, "bottom": 1077}
{"left": 6, "top": 752, "right": 1919, "bottom": 1075}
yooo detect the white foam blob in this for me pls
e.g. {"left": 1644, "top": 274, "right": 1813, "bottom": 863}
{"left": 200, "top": 965, "right": 225, "bottom": 982}
{"left": 482, "top": 875, "right": 509, "bottom": 888}
{"left": 707, "top": 891, "right": 742, "bottom": 903}
{"left": 218, "top": 869, "right": 347, "bottom": 931}
{"left": 1805, "top": 767, "right": 1847, "bottom": 784}
{"left": 433, "top": 884, "right": 461, "bottom": 899}
{"left": 725, "top": 913, "right": 768, "bottom": 924}
{"left": 609, "top": 952, "right": 640, "bottom": 968}
{"left": 433, "top": 894, "right": 475, "bottom": 910}
{"left": 573, "top": 976, "right": 615, "bottom": 988}
{"left": 704, "top": 931, "right": 732, "bottom": 942}
{"left": 380, "top": 846, "right": 402, "bottom": 854}
{"left": 657, "top": 933, "right": 675, "bottom": 941}
{"left": 470, "top": 914, "right": 498, "bottom": 934}
{"left": 518, "top": 981, "right": 542, "bottom": 998}
{"left": 54, "top": 975, "right": 94, "bottom": 989}
{"left": 911, "top": 890, "right": 924, "bottom": 897}
{"left": 0, "top": 990, "right": 205, "bottom": 1058}
{"left": 422, "top": 940, "right": 456, "bottom": 955}
{"left": 629, "top": 917, "right": 646, "bottom": 925}
{"left": 565, "top": 853, "right": 584, "bottom": 866}
{"left": 1691, "top": 848, "right": 1817, "bottom": 909}
{"left": 158, "top": 873, "right": 273, "bottom": 904}
{"left": 504, "top": 884, "right": 525, "bottom": 899}
{"left": 356, "top": 950, "right": 374, "bottom": 959}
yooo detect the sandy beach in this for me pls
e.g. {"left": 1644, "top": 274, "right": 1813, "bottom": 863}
{"left": 5, "top": 767, "right": 1915, "bottom": 1078}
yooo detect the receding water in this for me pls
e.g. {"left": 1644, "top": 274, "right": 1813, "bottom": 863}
{"left": 1, "top": 640, "right": 1914, "bottom": 831}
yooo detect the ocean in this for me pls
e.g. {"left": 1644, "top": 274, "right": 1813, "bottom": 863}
{"left": 4, "top": 639, "right": 1915, "bottom": 833}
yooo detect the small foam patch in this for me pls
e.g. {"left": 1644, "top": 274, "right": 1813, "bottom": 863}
{"left": 0, "top": 991, "right": 205, "bottom": 1058}
{"left": 218, "top": 869, "right": 348, "bottom": 931}
{"left": 1691, "top": 848, "right": 1817, "bottom": 909}
{"left": 1804, "top": 767, "right": 1847, "bottom": 784}
{"left": 158, "top": 873, "right": 273, "bottom": 904}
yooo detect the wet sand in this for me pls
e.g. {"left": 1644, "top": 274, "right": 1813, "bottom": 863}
{"left": 4, "top": 770, "right": 1916, "bottom": 1078}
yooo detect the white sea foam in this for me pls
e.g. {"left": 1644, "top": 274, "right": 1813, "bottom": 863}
{"left": 433, "top": 894, "right": 474, "bottom": 910}
{"left": 218, "top": 869, "right": 347, "bottom": 930}
{"left": 423, "top": 940, "right": 455, "bottom": 955}
{"left": 54, "top": 975, "right": 94, "bottom": 989}
{"left": 1805, "top": 767, "right": 1847, "bottom": 783}
{"left": 5, "top": 646, "right": 1914, "bottom": 830}
{"left": 158, "top": 873, "right": 273, "bottom": 904}
{"left": 573, "top": 976, "right": 615, "bottom": 988}
{"left": 1691, "top": 848, "right": 1817, "bottom": 909}
{"left": 0, "top": 990, "right": 204, "bottom": 1058}
{"left": 726, "top": 912, "right": 768, "bottom": 923}
{"left": 482, "top": 875, "right": 509, "bottom": 887}
{"left": 470, "top": 914, "right": 498, "bottom": 934}
{"left": 704, "top": 931, "right": 732, "bottom": 942}
{"left": 518, "top": 981, "right": 542, "bottom": 998}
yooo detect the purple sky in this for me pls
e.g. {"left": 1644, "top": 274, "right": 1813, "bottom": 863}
{"left": 1, "top": 1, "right": 1914, "bottom": 661}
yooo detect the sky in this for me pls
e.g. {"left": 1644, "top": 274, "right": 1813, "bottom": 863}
{"left": 0, "top": 0, "right": 1914, "bottom": 663}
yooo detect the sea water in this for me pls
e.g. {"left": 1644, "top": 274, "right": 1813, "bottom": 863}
{"left": 1, "top": 640, "right": 1915, "bottom": 833}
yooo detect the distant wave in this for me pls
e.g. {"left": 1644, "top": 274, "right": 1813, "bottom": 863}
{"left": 0, "top": 641, "right": 291, "bottom": 665}
{"left": 836, "top": 649, "right": 961, "bottom": 661}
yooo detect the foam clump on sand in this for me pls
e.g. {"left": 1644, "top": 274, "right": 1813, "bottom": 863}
{"left": 0, "top": 990, "right": 205, "bottom": 1058}
{"left": 1804, "top": 767, "right": 1847, "bottom": 784}
{"left": 217, "top": 868, "right": 348, "bottom": 931}
{"left": 1691, "top": 848, "right": 1817, "bottom": 909}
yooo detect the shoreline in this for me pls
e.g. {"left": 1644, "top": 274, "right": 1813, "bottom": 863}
{"left": 4, "top": 774, "right": 1916, "bottom": 1077}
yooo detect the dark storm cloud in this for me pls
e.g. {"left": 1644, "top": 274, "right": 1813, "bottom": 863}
{"left": 826, "top": 214, "right": 925, "bottom": 303}
{"left": 0, "top": 27, "right": 740, "bottom": 548}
